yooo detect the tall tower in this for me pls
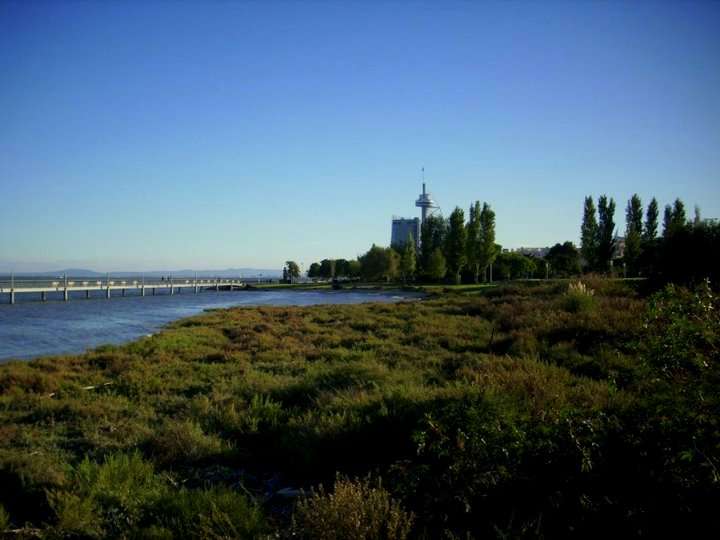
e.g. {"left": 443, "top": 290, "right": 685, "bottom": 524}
{"left": 415, "top": 171, "right": 438, "bottom": 224}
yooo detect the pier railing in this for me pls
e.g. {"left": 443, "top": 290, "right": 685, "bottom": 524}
{"left": 0, "top": 275, "right": 277, "bottom": 304}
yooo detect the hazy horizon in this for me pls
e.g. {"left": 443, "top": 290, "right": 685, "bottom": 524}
{"left": 2, "top": 1, "right": 719, "bottom": 269}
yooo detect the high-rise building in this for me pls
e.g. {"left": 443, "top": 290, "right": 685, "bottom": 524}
{"left": 391, "top": 217, "right": 420, "bottom": 249}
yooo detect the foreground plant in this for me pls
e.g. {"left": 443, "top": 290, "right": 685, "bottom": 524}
{"left": 293, "top": 475, "right": 414, "bottom": 540}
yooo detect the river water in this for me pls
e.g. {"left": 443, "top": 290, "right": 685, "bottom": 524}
{"left": 0, "top": 289, "right": 418, "bottom": 363}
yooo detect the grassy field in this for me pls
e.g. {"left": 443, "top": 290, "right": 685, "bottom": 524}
{"left": 0, "top": 279, "right": 717, "bottom": 538}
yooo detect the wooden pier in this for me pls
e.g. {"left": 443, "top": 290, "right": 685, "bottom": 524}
{"left": 0, "top": 275, "right": 263, "bottom": 304}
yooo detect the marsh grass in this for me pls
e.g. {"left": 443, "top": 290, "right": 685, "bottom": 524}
{"left": 293, "top": 475, "right": 414, "bottom": 540}
{"left": 0, "top": 281, "right": 716, "bottom": 537}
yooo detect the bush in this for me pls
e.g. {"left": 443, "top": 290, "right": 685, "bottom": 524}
{"left": 147, "top": 420, "right": 225, "bottom": 466}
{"left": 561, "top": 281, "right": 596, "bottom": 313}
{"left": 643, "top": 279, "right": 718, "bottom": 378}
{"left": 293, "top": 475, "right": 414, "bottom": 540}
{"left": 49, "top": 451, "right": 165, "bottom": 538}
{"left": 0, "top": 504, "right": 9, "bottom": 531}
{"left": 150, "top": 486, "right": 267, "bottom": 539}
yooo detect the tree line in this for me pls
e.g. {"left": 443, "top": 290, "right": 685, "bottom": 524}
{"left": 580, "top": 193, "right": 718, "bottom": 285}
{"left": 301, "top": 202, "right": 500, "bottom": 285}
{"left": 291, "top": 193, "right": 717, "bottom": 286}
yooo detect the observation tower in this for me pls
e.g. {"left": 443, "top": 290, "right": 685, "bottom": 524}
{"left": 415, "top": 172, "right": 439, "bottom": 224}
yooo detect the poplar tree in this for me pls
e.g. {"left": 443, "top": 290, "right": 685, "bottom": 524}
{"left": 419, "top": 215, "right": 446, "bottom": 276}
{"left": 399, "top": 234, "right": 417, "bottom": 284}
{"left": 465, "top": 201, "right": 482, "bottom": 283}
{"left": 663, "top": 198, "right": 687, "bottom": 238}
{"left": 663, "top": 204, "right": 673, "bottom": 238}
{"left": 580, "top": 196, "right": 598, "bottom": 271}
{"left": 597, "top": 195, "right": 616, "bottom": 272}
{"left": 624, "top": 194, "right": 643, "bottom": 275}
{"left": 427, "top": 248, "right": 447, "bottom": 281}
{"left": 478, "top": 203, "right": 497, "bottom": 282}
{"left": 643, "top": 197, "right": 659, "bottom": 243}
{"left": 693, "top": 205, "right": 702, "bottom": 227}
{"left": 444, "top": 207, "right": 467, "bottom": 284}
{"left": 285, "top": 261, "right": 300, "bottom": 282}
{"left": 672, "top": 198, "right": 687, "bottom": 230}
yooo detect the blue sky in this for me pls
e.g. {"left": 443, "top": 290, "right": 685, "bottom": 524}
{"left": 1, "top": 1, "right": 719, "bottom": 271}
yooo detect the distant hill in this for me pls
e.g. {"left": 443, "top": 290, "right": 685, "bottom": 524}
{"left": 5, "top": 268, "right": 282, "bottom": 278}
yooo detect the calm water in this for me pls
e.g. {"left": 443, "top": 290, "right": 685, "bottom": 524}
{"left": 0, "top": 289, "right": 419, "bottom": 363}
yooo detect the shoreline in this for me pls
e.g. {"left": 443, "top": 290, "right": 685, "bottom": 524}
{"left": 0, "top": 289, "right": 424, "bottom": 364}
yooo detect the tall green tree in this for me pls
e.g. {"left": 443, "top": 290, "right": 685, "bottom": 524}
{"left": 335, "top": 259, "right": 351, "bottom": 277}
{"left": 663, "top": 204, "right": 673, "bottom": 238}
{"left": 426, "top": 248, "right": 447, "bottom": 281}
{"left": 399, "top": 234, "right": 417, "bottom": 284}
{"left": 545, "top": 242, "right": 581, "bottom": 277}
{"left": 580, "top": 196, "right": 599, "bottom": 271}
{"left": 285, "top": 261, "right": 300, "bottom": 282}
{"left": 307, "top": 262, "right": 321, "bottom": 278}
{"left": 359, "top": 245, "right": 398, "bottom": 282}
{"left": 624, "top": 194, "right": 643, "bottom": 275}
{"left": 597, "top": 195, "right": 616, "bottom": 272}
{"left": 663, "top": 198, "right": 687, "bottom": 238}
{"left": 419, "top": 215, "right": 447, "bottom": 276}
{"left": 465, "top": 201, "right": 482, "bottom": 283}
{"left": 478, "top": 203, "right": 497, "bottom": 282}
{"left": 347, "top": 260, "right": 362, "bottom": 278}
{"left": 693, "top": 205, "right": 702, "bottom": 227}
{"left": 493, "top": 252, "right": 536, "bottom": 280}
{"left": 444, "top": 207, "right": 467, "bottom": 284}
{"left": 672, "top": 198, "right": 687, "bottom": 231}
{"left": 319, "top": 259, "right": 335, "bottom": 279}
{"left": 643, "top": 197, "right": 659, "bottom": 243}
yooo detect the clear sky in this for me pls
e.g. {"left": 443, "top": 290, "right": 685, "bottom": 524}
{"left": 1, "top": 1, "right": 719, "bottom": 272}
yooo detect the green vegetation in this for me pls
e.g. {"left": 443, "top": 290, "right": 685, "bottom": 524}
{"left": 0, "top": 281, "right": 718, "bottom": 537}
{"left": 293, "top": 476, "right": 414, "bottom": 540}
{"left": 282, "top": 261, "right": 301, "bottom": 283}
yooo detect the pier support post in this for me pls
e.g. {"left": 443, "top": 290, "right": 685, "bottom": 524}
{"left": 141, "top": 286, "right": 145, "bottom": 297}
{"left": 64, "top": 289, "right": 69, "bottom": 302}
{"left": 9, "top": 291, "right": 15, "bottom": 305}
{"left": 122, "top": 289, "right": 125, "bottom": 297}
{"left": 86, "top": 290, "right": 90, "bottom": 299}
{"left": 41, "top": 291, "right": 46, "bottom": 302}
{"left": 152, "top": 287, "right": 156, "bottom": 296}
{"left": 106, "top": 288, "right": 111, "bottom": 299}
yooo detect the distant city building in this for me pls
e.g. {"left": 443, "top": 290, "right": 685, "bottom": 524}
{"left": 613, "top": 236, "right": 626, "bottom": 259}
{"left": 391, "top": 217, "right": 420, "bottom": 250}
{"left": 504, "top": 247, "right": 551, "bottom": 258}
